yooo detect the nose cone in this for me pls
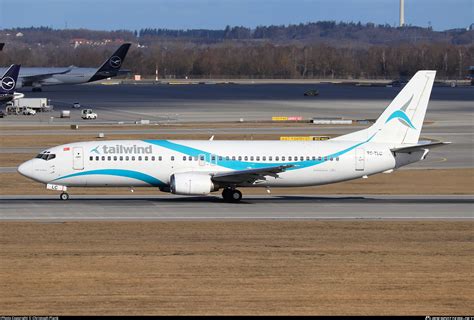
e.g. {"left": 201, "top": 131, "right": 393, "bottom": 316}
{"left": 18, "top": 160, "right": 34, "bottom": 178}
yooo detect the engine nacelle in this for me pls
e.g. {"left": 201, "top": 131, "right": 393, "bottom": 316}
{"left": 170, "top": 172, "right": 218, "bottom": 195}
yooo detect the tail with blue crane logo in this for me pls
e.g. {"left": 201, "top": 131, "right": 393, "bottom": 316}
{"left": 333, "top": 70, "right": 437, "bottom": 145}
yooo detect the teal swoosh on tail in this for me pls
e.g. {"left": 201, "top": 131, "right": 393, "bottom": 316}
{"left": 385, "top": 110, "right": 416, "bottom": 129}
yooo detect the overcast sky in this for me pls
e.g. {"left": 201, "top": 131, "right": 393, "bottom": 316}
{"left": 0, "top": 0, "right": 472, "bottom": 31}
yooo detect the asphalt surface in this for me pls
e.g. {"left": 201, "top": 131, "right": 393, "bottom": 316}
{"left": 1, "top": 83, "right": 472, "bottom": 169}
{"left": 0, "top": 195, "right": 472, "bottom": 221}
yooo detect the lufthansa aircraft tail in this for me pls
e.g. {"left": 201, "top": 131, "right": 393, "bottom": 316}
{"left": 333, "top": 70, "right": 436, "bottom": 145}
{"left": 88, "top": 43, "right": 131, "bottom": 82}
{"left": 0, "top": 64, "right": 20, "bottom": 95}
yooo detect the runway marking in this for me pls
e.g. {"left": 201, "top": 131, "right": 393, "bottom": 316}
{"left": 1, "top": 216, "right": 472, "bottom": 221}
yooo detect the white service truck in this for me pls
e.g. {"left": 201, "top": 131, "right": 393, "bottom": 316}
{"left": 6, "top": 98, "right": 53, "bottom": 114}
{"left": 81, "top": 109, "right": 98, "bottom": 120}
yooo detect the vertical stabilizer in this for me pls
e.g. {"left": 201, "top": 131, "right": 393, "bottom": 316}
{"left": 332, "top": 70, "right": 436, "bottom": 145}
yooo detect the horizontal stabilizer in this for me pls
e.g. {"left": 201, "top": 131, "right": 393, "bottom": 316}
{"left": 391, "top": 141, "right": 451, "bottom": 153}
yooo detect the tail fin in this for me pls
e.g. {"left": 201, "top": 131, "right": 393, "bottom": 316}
{"left": 0, "top": 64, "right": 20, "bottom": 95}
{"left": 332, "top": 70, "right": 436, "bottom": 145}
{"left": 88, "top": 43, "right": 131, "bottom": 82}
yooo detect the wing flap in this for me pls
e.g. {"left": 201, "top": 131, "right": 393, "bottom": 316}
{"left": 212, "top": 165, "right": 293, "bottom": 185}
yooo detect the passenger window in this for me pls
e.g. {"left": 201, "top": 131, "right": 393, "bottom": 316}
{"left": 211, "top": 155, "right": 216, "bottom": 161}
{"left": 152, "top": 156, "right": 155, "bottom": 161}
{"left": 312, "top": 156, "right": 316, "bottom": 160}
{"left": 188, "top": 156, "right": 192, "bottom": 161}
{"left": 226, "top": 156, "right": 230, "bottom": 161}
{"left": 268, "top": 156, "right": 272, "bottom": 161}
{"left": 306, "top": 156, "right": 310, "bottom": 161}
{"left": 262, "top": 156, "right": 266, "bottom": 161}
{"left": 145, "top": 156, "right": 148, "bottom": 161}
{"left": 125, "top": 156, "right": 129, "bottom": 161}
{"left": 250, "top": 156, "right": 254, "bottom": 161}
{"left": 324, "top": 156, "right": 328, "bottom": 161}
{"left": 199, "top": 155, "right": 204, "bottom": 161}
{"left": 275, "top": 156, "right": 279, "bottom": 161}
{"left": 113, "top": 156, "right": 117, "bottom": 161}
{"left": 255, "top": 156, "right": 259, "bottom": 161}
{"left": 132, "top": 156, "right": 135, "bottom": 161}
{"left": 281, "top": 156, "right": 285, "bottom": 161}
{"left": 244, "top": 156, "right": 248, "bottom": 161}
{"left": 300, "top": 156, "right": 304, "bottom": 161}
{"left": 330, "top": 157, "right": 333, "bottom": 161}
{"left": 102, "top": 156, "right": 105, "bottom": 161}
{"left": 119, "top": 156, "right": 123, "bottom": 161}
{"left": 159, "top": 156, "right": 162, "bottom": 161}
{"left": 89, "top": 156, "right": 93, "bottom": 161}
{"left": 219, "top": 156, "right": 223, "bottom": 161}
{"left": 238, "top": 156, "right": 242, "bottom": 161}
{"left": 183, "top": 156, "right": 187, "bottom": 161}
{"left": 138, "top": 156, "right": 142, "bottom": 161}
{"left": 318, "top": 156, "right": 322, "bottom": 161}
{"left": 96, "top": 156, "right": 99, "bottom": 161}
{"left": 288, "top": 156, "right": 292, "bottom": 161}
{"left": 108, "top": 156, "right": 111, "bottom": 161}
{"left": 171, "top": 156, "right": 175, "bottom": 161}
{"left": 336, "top": 157, "right": 339, "bottom": 161}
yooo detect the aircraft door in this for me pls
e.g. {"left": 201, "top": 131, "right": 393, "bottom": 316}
{"left": 199, "top": 154, "right": 206, "bottom": 166}
{"left": 73, "top": 147, "right": 84, "bottom": 170}
{"left": 355, "top": 148, "right": 365, "bottom": 171}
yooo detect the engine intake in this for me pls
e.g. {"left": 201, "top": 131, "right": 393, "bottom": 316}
{"left": 170, "top": 172, "right": 218, "bottom": 195}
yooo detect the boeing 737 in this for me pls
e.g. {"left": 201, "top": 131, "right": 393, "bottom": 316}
{"left": 18, "top": 70, "right": 449, "bottom": 202}
{"left": 0, "top": 64, "right": 24, "bottom": 103}
{"left": 0, "top": 43, "right": 131, "bottom": 91}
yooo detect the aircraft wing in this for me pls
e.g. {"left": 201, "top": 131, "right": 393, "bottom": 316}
{"left": 391, "top": 141, "right": 451, "bottom": 153}
{"left": 21, "top": 68, "right": 72, "bottom": 82}
{"left": 211, "top": 165, "right": 293, "bottom": 186}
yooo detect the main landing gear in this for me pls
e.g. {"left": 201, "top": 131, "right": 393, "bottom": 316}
{"left": 60, "top": 192, "right": 69, "bottom": 200}
{"left": 222, "top": 188, "right": 242, "bottom": 202}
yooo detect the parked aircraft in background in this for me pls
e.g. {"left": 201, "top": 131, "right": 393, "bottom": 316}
{"left": 0, "top": 64, "right": 24, "bottom": 103}
{"left": 18, "top": 71, "right": 449, "bottom": 202}
{"left": 0, "top": 43, "right": 131, "bottom": 91}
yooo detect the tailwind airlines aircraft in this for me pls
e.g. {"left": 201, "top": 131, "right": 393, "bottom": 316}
{"left": 18, "top": 70, "right": 449, "bottom": 202}
{"left": 0, "top": 43, "right": 131, "bottom": 91}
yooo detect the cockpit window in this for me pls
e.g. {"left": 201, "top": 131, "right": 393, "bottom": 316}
{"left": 36, "top": 152, "right": 56, "bottom": 161}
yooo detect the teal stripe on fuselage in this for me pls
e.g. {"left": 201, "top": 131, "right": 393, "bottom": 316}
{"left": 143, "top": 135, "right": 375, "bottom": 171}
{"left": 53, "top": 169, "right": 165, "bottom": 186}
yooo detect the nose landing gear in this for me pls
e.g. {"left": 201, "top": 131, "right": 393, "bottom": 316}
{"left": 222, "top": 188, "right": 242, "bottom": 202}
{"left": 60, "top": 192, "right": 69, "bottom": 200}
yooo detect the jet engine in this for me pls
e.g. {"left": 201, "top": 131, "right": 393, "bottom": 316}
{"left": 170, "top": 172, "right": 218, "bottom": 195}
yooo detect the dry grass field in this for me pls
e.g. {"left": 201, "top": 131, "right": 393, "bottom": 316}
{"left": 0, "top": 221, "right": 472, "bottom": 315}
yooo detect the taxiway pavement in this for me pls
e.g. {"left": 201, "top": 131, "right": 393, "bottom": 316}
{"left": 0, "top": 195, "right": 472, "bottom": 221}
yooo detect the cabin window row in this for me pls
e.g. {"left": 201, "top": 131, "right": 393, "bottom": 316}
{"left": 89, "top": 155, "right": 340, "bottom": 162}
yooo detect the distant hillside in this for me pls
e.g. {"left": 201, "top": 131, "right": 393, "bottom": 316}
{"left": 1, "top": 22, "right": 472, "bottom": 46}
{"left": 0, "top": 22, "right": 472, "bottom": 79}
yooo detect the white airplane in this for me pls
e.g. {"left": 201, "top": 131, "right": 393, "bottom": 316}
{"left": 0, "top": 43, "right": 131, "bottom": 92}
{"left": 18, "top": 70, "right": 449, "bottom": 201}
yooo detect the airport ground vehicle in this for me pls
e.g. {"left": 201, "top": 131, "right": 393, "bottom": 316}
{"left": 81, "top": 109, "right": 97, "bottom": 120}
{"left": 73, "top": 102, "right": 81, "bottom": 109}
{"left": 0, "top": 110, "right": 5, "bottom": 118}
{"left": 21, "top": 107, "right": 36, "bottom": 115}
{"left": 18, "top": 71, "right": 449, "bottom": 202}
{"left": 304, "top": 89, "right": 319, "bottom": 96}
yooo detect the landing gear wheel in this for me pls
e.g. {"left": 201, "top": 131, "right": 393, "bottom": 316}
{"left": 60, "top": 192, "right": 69, "bottom": 200}
{"left": 231, "top": 190, "right": 242, "bottom": 202}
{"left": 222, "top": 189, "right": 242, "bottom": 202}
